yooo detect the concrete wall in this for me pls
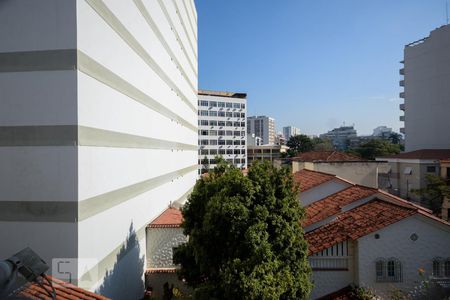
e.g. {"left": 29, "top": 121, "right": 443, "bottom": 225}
{"left": 0, "top": 1, "right": 198, "bottom": 298}
{"left": 403, "top": 25, "right": 450, "bottom": 151}
{"left": 356, "top": 215, "right": 450, "bottom": 298}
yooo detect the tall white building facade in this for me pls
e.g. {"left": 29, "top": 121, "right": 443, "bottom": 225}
{"left": 0, "top": 1, "right": 198, "bottom": 298}
{"left": 400, "top": 24, "right": 450, "bottom": 151}
{"left": 283, "top": 126, "right": 300, "bottom": 140}
{"left": 198, "top": 90, "right": 247, "bottom": 170}
{"left": 247, "top": 115, "right": 276, "bottom": 145}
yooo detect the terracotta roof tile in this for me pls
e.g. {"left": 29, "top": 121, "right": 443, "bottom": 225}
{"left": 148, "top": 207, "right": 183, "bottom": 228}
{"left": 303, "top": 185, "right": 377, "bottom": 227}
{"left": 17, "top": 276, "right": 110, "bottom": 300}
{"left": 305, "top": 199, "right": 416, "bottom": 254}
{"left": 380, "top": 149, "right": 450, "bottom": 160}
{"left": 293, "top": 169, "right": 337, "bottom": 192}
{"left": 291, "top": 151, "right": 363, "bottom": 162}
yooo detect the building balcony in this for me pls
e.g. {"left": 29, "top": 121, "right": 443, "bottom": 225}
{"left": 399, "top": 103, "right": 405, "bottom": 111}
{"left": 399, "top": 80, "right": 405, "bottom": 87}
{"left": 400, "top": 127, "right": 405, "bottom": 134}
{"left": 399, "top": 92, "right": 405, "bottom": 98}
{"left": 399, "top": 68, "right": 405, "bottom": 75}
{"left": 400, "top": 115, "right": 405, "bottom": 122}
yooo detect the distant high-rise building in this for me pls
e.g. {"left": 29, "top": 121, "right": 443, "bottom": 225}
{"left": 372, "top": 126, "right": 393, "bottom": 138}
{"left": 198, "top": 90, "right": 247, "bottom": 170}
{"left": 400, "top": 24, "right": 450, "bottom": 151}
{"left": 283, "top": 126, "right": 301, "bottom": 140}
{"left": 320, "top": 126, "right": 357, "bottom": 150}
{"left": 247, "top": 116, "right": 276, "bottom": 145}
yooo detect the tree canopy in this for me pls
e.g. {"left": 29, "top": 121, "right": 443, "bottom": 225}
{"left": 412, "top": 174, "right": 450, "bottom": 214}
{"left": 348, "top": 139, "right": 401, "bottom": 160}
{"left": 174, "top": 160, "right": 312, "bottom": 299}
{"left": 286, "top": 134, "right": 314, "bottom": 156}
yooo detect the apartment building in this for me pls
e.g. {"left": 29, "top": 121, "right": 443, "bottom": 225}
{"left": 400, "top": 24, "right": 450, "bottom": 151}
{"left": 198, "top": 90, "right": 247, "bottom": 170}
{"left": 247, "top": 115, "right": 276, "bottom": 145}
{"left": 247, "top": 144, "right": 288, "bottom": 165}
{"left": 283, "top": 125, "right": 300, "bottom": 141}
{"left": 320, "top": 125, "right": 357, "bottom": 150}
{"left": 0, "top": 1, "right": 198, "bottom": 298}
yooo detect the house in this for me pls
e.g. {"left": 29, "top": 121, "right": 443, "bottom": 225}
{"left": 376, "top": 149, "right": 450, "bottom": 205}
{"left": 290, "top": 151, "right": 390, "bottom": 188}
{"left": 294, "top": 169, "right": 450, "bottom": 299}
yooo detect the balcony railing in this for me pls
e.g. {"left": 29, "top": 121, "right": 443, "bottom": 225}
{"left": 399, "top": 68, "right": 405, "bottom": 75}
{"left": 400, "top": 127, "right": 405, "bottom": 134}
{"left": 399, "top": 103, "right": 405, "bottom": 111}
{"left": 399, "top": 92, "right": 405, "bottom": 98}
{"left": 400, "top": 115, "right": 405, "bottom": 122}
{"left": 309, "top": 257, "right": 349, "bottom": 271}
{"left": 399, "top": 80, "right": 405, "bottom": 87}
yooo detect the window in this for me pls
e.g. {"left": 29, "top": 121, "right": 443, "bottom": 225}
{"left": 241, "top": 122, "right": 246, "bottom": 127}
{"left": 242, "top": 149, "right": 246, "bottom": 154}
{"left": 209, "top": 149, "right": 217, "bottom": 155}
{"left": 210, "top": 140, "right": 218, "bottom": 145}
{"left": 199, "top": 100, "right": 208, "bottom": 106}
{"left": 219, "top": 149, "right": 226, "bottom": 155}
{"left": 226, "top": 149, "right": 233, "bottom": 155}
{"left": 200, "top": 120, "right": 209, "bottom": 126}
{"left": 241, "top": 103, "right": 246, "bottom": 109}
{"left": 226, "top": 159, "right": 233, "bottom": 164}
{"left": 209, "top": 111, "right": 217, "bottom": 117}
{"left": 427, "top": 166, "right": 436, "bottom": 173}
{"left": 445, "top": 260, "right": 450, "bottom": 277}
{"left": 226, "top": 121, "right": 233, "bottom": 126}
{"left": 241, "top": 158, "right": 246, "bottom": 164}
{"left": 226, "top": 140, "right": 233, "bottom": 145}
{"left": 200, "top": 140, "right": 209, "bottom": 145}
{"left": 234, "top": 131, "right": 240, "bottom": 136}
{"left": 218, "top": 121, "right": 225, "bottom": 126}
{"left": 218, "top": 111, "right": 225, "bottom": 117}
{"left": 241, "top": 113, "right": 245, "bottom": 118}
{"left": 234, "top": 149, "right": 240, "bottom": 155}
{"left": 218, "top": 102, "right": 225, "bottom": 108}
{"left": 200, "top": 149, "right": 208, "bottom": 155}
{"left": 241, "top": 140, "right": 246, "bottom": 145}
{"left": 218, "top": 130, "right": 225, "bottom": 136}
{"left": 209, "top": 120, "right": 217, "bottom": 126}
{"left": 233, "top": 112, "right": 240, "bottom": 118}
{"left": 218, "top": 140, "right": 225, "bottom": 145}
{"left": 226, "top": 131, "right": 233, "bottom": 136}
{"left": 210, "top": 159, "right": 216, "bottom": 164}
{"left": 233, "top": 121, "right": 240, "bottom": 127}
{"left": 226, "top": 102, "right": 232, "bottom": 108}
{"left": 226, "top": 112, "right": 233, "bottom": 118}
{"left": 210, "top": 101, "right": 217, "bottom": 107}
{"left": 433, "top": 258, "right": 442, "bottom": 277}
{"left": 199, "top": 110, "right": 208, "bottom": 116}
{"left": 234, "top": 140, "right": 240, "bottom": 145}
{"left": 209, "top": 130, "right": 217, "bottom": 136}
{"left": 375, "top": 258, "right": 402, "bottom": 282}
{"left": 241, "top": 131, "right": 246, "bottom": 136}
{"left": 200, "top": 130, "right": 208, "bottom": 136}
{"left": 235, "top": 158, "right": 241, "bottom": 164}
{"left": 233, "top": 103, "right": 241, "bottom": 109}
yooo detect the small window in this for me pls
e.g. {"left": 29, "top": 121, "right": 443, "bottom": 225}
{"left": 199, "top": 100, "right": 208, "bottom": 106}
{"left": 233, "top": 103, "right": 241, "bottom": 109}
{"left": 241, "top": 140, "right": 246, "bottom": 145}
{"left": 209, "top": 111, "right": 217, "bottom": 117}
{"left": 210, "top": 140, "right": 217, "bottom": 146}
{"left": 226, "top": 140, "right": 233, "bottom": 145}
{"left": 233, "top": 122, "right": 240, "bottom": 127}
{"left": 241, "top": 103, "right": 246, "bottom": 109}
{"left": 375, "top": 259, "right": 384, "bottom": 281}
{"left": 210, "top": 101, "right": 217, "bottom": 107}
{"left": 375, "top": 258, "right": 402, "bottom": 282}
{"left": 241, "top": 113, "right": 245, "bottom": 118}
{"left": 427, "top": 166, "right": 436, "bottom": 173}
{"left": 226, "top": 121, "right": 233, "bottom": 127}
{"left": 218, "top": 102, "right": 225, "bottom": 108}
{"left": 200, "top": 140, "right": 209, "bottom": 145}
{"left": 218, "top": 111, "right": 225, "bottom": 117}
{"left": 200, "top": 149, "right": 208, "bottom": 155}
{"left": 234, "top": 131, "right": 240, "bottom": 136}
{"left": 209, "top": 130, "right": 217, "bottom": 136}
{"left": 235, "top": 158, "right": 241, "bottom": 164}
{"left": 233, "top": 112, "right": 240, "bottom": 118}
{"left": 199, "top": 110, "right": 209, "bottom": 116}
{"left": 200, "top": 120, "right": 209, "bottom": 126}
{"left": 445, "top": 260, "right": 450, "bottom": 277}
{"left": 219, "top": 149, "right": 226, "bottom": 155}
{"left": 234, "top": 140, "right": 240, "bottom": 145}
{"left": 234, "top": 149, "right": 240, "bottom": 155}
{"left": 226, "top": 131, "right": 233, "bottom": 136}
{"left": 241, "top": 122, "right": 246, "bottom": 127}
{"left": 218, "top": 121, "right": 225, "bottom": 126}
{"left": 433, "top": 259, "right": 442, "bottom": 277}
{"left": 209, "top": 120, "right": 218, "bottom": 126}
{"left": 218, "top": 140, "right": 225, "bottom": 145}
{"left": 218, "top": 130, "right": 225, "bottom": 136}
{"left": 226, "top": 112, "right": 233, "bottom": 118}
{"left": 242, "top": 149, "right": 246, "bottom": 154}
{"left": 226, "top": 149, "right": 233, "bottom": 155}
{"left": 226, "top": 102, "right": 233, "bottom": 108}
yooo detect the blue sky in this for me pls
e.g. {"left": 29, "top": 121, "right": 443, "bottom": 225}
{"left": 195, "top": 0, "right": 448, "bottom": 135}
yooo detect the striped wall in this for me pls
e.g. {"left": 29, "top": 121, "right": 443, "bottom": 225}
{"left": 0, "top": 0, "right": 197, "bottom": 297}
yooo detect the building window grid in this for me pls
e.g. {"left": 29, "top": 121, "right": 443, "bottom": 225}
{"left": 375, "top": 258, "right": 402, "bottom": 282}
{"left": 432, "top": 258, "right": 450, "bottom": 278}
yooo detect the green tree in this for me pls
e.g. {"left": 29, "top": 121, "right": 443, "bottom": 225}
{"left": 311, "top": 137, "right": 334, "bottom": 151}
{"left": 351, "top": 139, "right": 401, "bottom": 160}
{"left": 174, "top": 160, "right": 312, "bottom": 300}
{"left": 388, "top": 132, "right": 402, "bottom": 145}
{"left": 286, "top": 134, "right": 314, "bottom": 156}
{"left": 201, "top": 156, "right": 209, "bottom": 174}
{"left": 412, "top": 174, "right": 450, "bottom": 214}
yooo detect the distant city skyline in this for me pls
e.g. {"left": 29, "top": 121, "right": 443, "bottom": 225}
{"left": 196, "top": 0, "right": 449, "bottom": 135}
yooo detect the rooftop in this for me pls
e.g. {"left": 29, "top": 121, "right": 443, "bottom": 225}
{"left": 291, "top": 151, "right": 363, "bottom": 162}
{"left": 303, "top": 185, "right": 377, "bottom": 227}
{"left": 17, "top": 275, "right": 110, "bottom": 300}
{"left": 198, "top": 89, "right": 247, "bottom": 99}
{"left": 379, "top": 149, "right": 450, "bottom": 160}
{"left": 148, "top": 207, "right": 183, "bottom": 228}
{"left": 293, "top": 169, "right": 338, "bottom": 192}
{"left": 305, "top": 199, "right": 416, "bottom": 254}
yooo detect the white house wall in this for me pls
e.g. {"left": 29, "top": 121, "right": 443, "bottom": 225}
{"left": 357, "top": 215, "right": 450, "bottom": 297}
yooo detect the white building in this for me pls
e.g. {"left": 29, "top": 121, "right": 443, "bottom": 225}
{"left": 283, "top": 126, "right": 300, "bottom": 141}
{"left": 294, "top": 169, "right": 450, "bottom": 299}
{"left": 320, "top": 125, "right": 357, "bottom": 150}
{"left": 247, "top": 115, "right": 276, "bottom": 145}
{"left": 400, "top": 24, "right": 450, "bottom": 151}
{"left": 198, "top": 90, "right": 247, "bottom": 170}
{"left": 372, "top": 125, "right": 392, "bottom": 137}
{"left": 0, "top": 0, "right": 198, "bottom": 298}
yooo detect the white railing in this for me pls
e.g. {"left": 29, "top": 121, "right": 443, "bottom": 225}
{"left": 309, "top": 257, "right": 349, "bottom": 270}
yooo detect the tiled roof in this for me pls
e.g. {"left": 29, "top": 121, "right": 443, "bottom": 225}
{"left": 148, "top": 207, "right": 183, "bottom": 228}
{"left": 305, "top": 199, "right": 416, "bottom": 254}
{"left": 145, "top": 268, "right": 177, "bottom": 274}
{"left": 17, "top": 275, "right": 110, "bottom": 300}
{"left": 293, "top": 169, "right": 338, "bottom": 192}
{"left": 291, "top": 151, "right": 362, "bottom": 162}
{"left": 303, "top": 185, "right": 377, "bottom": 227}
{"left": 380, "top": 149, "right": 450, "bottom": 160}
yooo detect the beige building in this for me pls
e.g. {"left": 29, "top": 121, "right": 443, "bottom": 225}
{"left": 400, "top": 24, "right": 450, "bottom": 151}
{"left": 376, "top": 149, "right": 450, "bottom": 206}
{"left": 247, "top": 145, "right": 288, "bottom": 165}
